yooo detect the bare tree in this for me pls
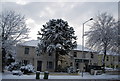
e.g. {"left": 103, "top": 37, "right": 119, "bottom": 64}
{"left": 116, "top": 20, "right": 120, "bottom": 53}
{"left": 0, "top": 10, "right": 29, "bottom": 72}
{"left": 85, "top": 12, "right": 116, "bottom": 72}
{"left": 118, "top": 20, "right": 120, "bottom": 53}
{"left": 110, "top": 20, "right": 119, "bottom": 53}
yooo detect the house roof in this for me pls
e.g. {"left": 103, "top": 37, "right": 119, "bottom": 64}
{"left": 18, "top": 40, "right": 39, "bottom": 47}
{"left": 18, "top": 40, "right": 119, "bottom": 56}
{"left": 99, "top": 51, "right": 120, "bottom": 56}
{"left": 18, "top": 40, "right": 94, "bottom": 52}
{"left": 73, "top": 45, "right": 94, "bottom": 52}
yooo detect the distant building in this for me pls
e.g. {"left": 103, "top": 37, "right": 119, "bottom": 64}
{"left": 98, "top": 51, "right": 120, "bottom": 69}
{"left": 67, "top": 45, "right": 98, "bottom": 72}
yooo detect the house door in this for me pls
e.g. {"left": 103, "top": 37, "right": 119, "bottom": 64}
{"left": 85, "top": 63, "right": 89, "bottom": 72}
{"left": 37, "top": 61, "right": 42, "bottom": 71}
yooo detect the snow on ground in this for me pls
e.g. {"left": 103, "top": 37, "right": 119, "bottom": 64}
{"left": 2, "top": 72, "right": 119, "bottom": 79}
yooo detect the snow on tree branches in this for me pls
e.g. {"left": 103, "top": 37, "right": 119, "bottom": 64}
{"left": 37, "top": 19, "right": 77, "bottom": 71}
{"left": 1, "top": 10, "right": 29, "bottom": 72}
{"left": 37, "top": 19, "right": 77, "bottom": 55}
{"left": 85, "top": 12, "right": 118, "bottom": 72}
{"left": 85, "top": 12, "right": 117, "bottom": 51}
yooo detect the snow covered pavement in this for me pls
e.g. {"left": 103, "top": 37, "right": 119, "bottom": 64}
{"left": 2, "top": 72, "right": 119, "bottom": 80}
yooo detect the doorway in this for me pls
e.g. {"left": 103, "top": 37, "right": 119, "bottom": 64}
{"left": 37, "top": 61, "right": 42, "bottom": 71}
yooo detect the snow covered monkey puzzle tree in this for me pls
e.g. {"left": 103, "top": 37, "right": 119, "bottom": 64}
{"left": 0, "top": 10, "right": 29, "bottom": 72}
{"left": 37, "top": 19, "right": 77, "bottom": 71}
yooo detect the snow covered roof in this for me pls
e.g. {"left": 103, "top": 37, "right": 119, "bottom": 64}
{"left": 18, "top": 40, "right": 94, "bottom": 52}
{"left": 99, "top": 51, "right": 120, "bottom": 56}
{"left": 73, "top": 45, "right": 94, "bottom": 52}
{"left": 18, "top": 40, "right": 40, "bottom": 47}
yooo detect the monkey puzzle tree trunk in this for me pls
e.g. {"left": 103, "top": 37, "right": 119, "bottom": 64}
{"left": 55, "top": 51, "right": 59, "bottom": 72}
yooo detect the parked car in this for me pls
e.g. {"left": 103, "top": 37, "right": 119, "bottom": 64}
{"left": 87, "top": 65, "right": 103, "bottom": 75}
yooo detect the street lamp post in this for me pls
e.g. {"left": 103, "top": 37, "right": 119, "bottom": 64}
{"left": 81, "top": 18, "right": 93, "bottom": 77}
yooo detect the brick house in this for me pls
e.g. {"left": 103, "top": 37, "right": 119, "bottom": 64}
{"left": 16, "top": 40, "right": 119, "bottom": 72}
{"left": 16, "top": 40, "right": 55, "bottom": 72}
{"left": 67, "top": 45, "right": 98, "bottom": 72}
{"left": 98, "top": 51, "right": 120, "bottom": 69}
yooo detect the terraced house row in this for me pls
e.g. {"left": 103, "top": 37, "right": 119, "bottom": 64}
{"left": 16, "top": 40, "right": 120, "bottom": 72}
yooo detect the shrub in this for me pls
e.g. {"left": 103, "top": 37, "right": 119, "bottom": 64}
{"left": 6, "top": 62, "right": 20, "bottom": 71}
{"left": 20, "top": 64, "right": 34, "bottom": 74}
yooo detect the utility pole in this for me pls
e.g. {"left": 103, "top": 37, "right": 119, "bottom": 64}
{"left": 82, "top": 18, "right": 93, "bottom": 77}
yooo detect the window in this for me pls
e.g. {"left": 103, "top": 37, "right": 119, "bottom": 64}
{"left": 111, "top": 63, "right": 114, "bottom": 68}
{"left": 113, "top": 57, "right": 115, "bottom": 61}
{"left": 22, "top": 60, "right": 29, "bottom": 65}
{"left": 116, "top": 65, "right": 118, "bottom": 68}
{"left": 47, "top": 61, "right": 53, "bottom": 69}
{"left": 70, "top": 62, "right": 73, "bottom": 66}
{"left": 106, "top": 56, "right": 109, "bottom": 61}
{"left": 91, "top": 53, "right": 94, "bottom": 58}
{"left": 24, "top": 47, "right": 29, "bottom": 54}
{"left": 49, "top": 53, "right": 52, "bottom": 56}
{"left": 36, "top": 48, "right": 40, "bottom": 56}
{"left": 37, "top": 52, "right": 41, "bottom": 56}
{"left": 73, "top": 52, "right": 77, "bottom": 57}
{"left": 37, "top": 53, "right": 40, "bottom": 56}
{"left": 76, "top": 63, "right": 79, "bottom": 69}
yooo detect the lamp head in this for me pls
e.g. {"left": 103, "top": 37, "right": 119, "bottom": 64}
{"left": 90, "top": 18, "right": 93, "bottom": 20}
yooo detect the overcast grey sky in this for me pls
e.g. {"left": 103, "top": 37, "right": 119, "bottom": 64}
{"left": 0, "top": 1, "right": 118, "bottom": 45}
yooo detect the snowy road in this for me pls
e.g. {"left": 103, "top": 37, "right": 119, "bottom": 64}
{"left": 2, "top": 72, "right": 119, "bottom": 80}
